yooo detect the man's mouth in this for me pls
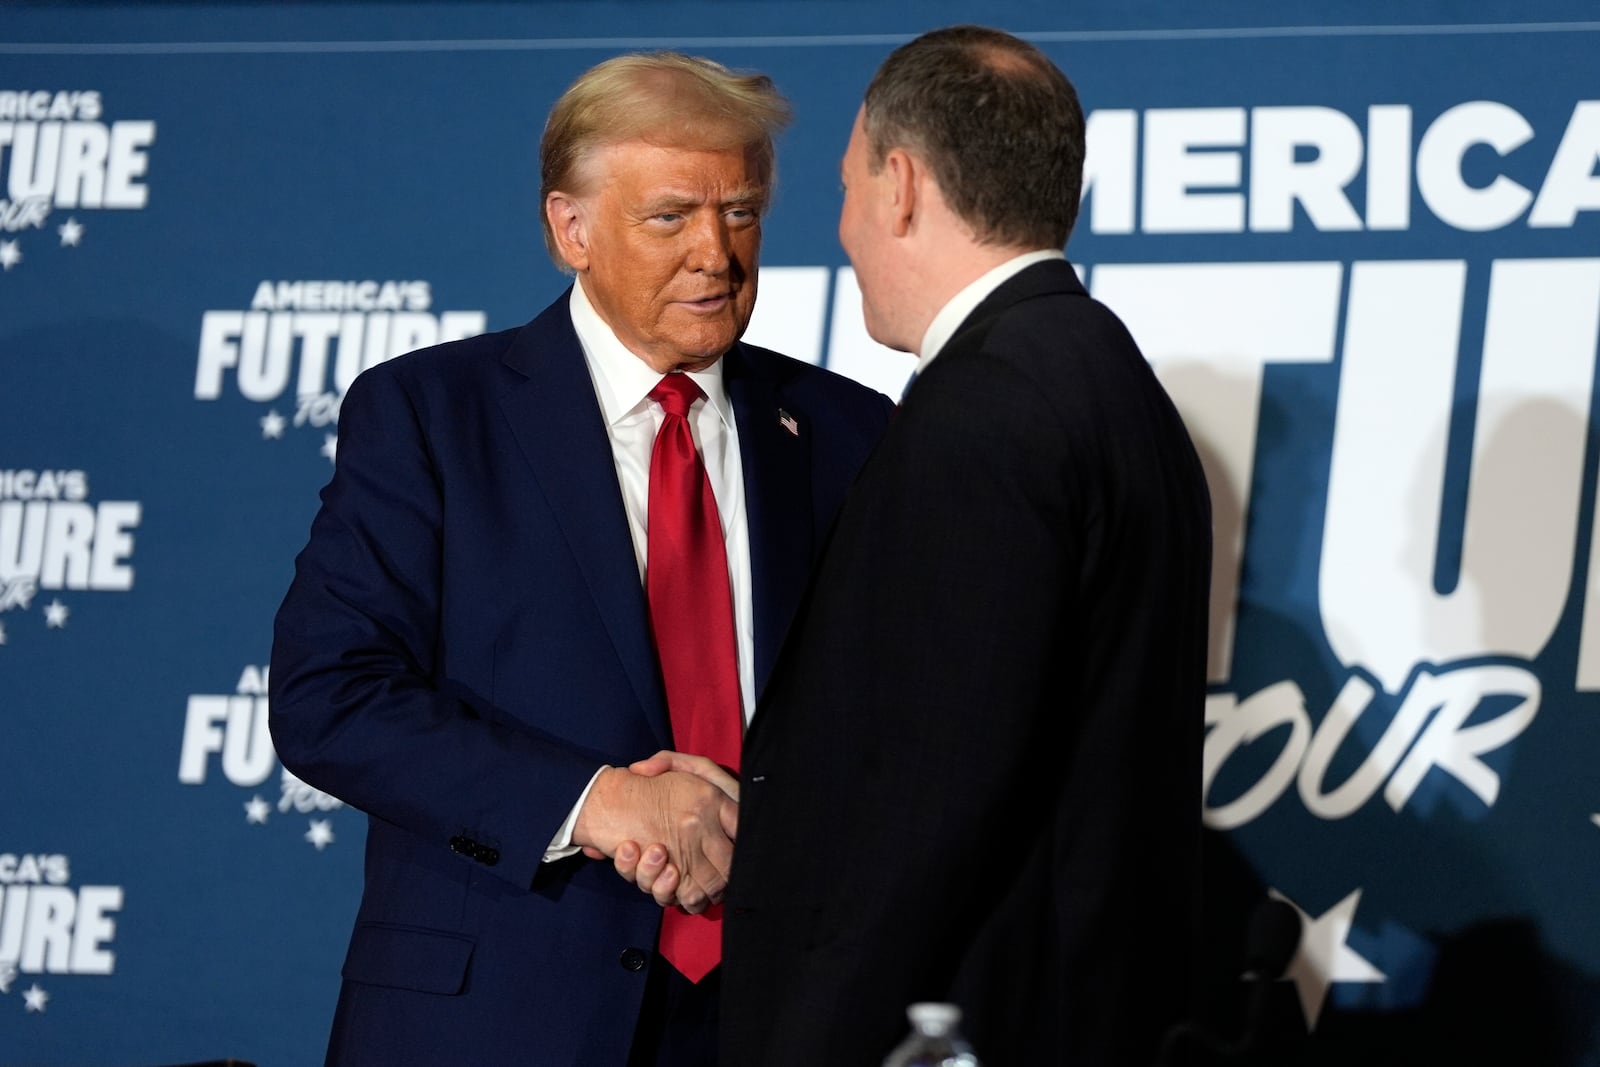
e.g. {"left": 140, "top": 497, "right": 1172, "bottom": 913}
{"left": 680, "top": 291, "right": 732, "bottom": 311}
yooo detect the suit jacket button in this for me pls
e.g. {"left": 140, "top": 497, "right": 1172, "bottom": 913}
{"left": 619, "top": 947, "right": 648, "bottom": 972}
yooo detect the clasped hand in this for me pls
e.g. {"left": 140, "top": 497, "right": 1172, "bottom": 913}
{"left": 572, "top": 751, "right": 739, "bottom": 912}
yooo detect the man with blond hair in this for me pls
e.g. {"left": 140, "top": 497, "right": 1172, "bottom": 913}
{"left": 270, "top": 52, "right": 891, "bottom": 1067}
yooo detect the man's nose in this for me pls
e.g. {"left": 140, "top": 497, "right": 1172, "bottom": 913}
{"left": 684, "top": 213, "right": 732, "bottom": 275}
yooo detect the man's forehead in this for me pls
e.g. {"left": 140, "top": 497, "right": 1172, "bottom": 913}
{"left": 590, "top": 140, "right": 767, "bottom": 194}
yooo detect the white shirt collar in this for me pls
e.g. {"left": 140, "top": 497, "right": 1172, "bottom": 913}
{"left": 916, "top": 249, "right": 1066, "bottom": 372}
{"left": 568, "top": 278, "right": 733, "bottom": 428}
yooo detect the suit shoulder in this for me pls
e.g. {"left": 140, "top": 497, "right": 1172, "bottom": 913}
{"left": 347, "top": 324, "right": 542, "bottom": 419}
{"left": 362, "top": 324, "right": 523, "bottom": 387}
{"left": 972, "top": 289, "right": 1148, "bottom": 381}
{"left": 995, "top": 285, "right": 1134, "bottom": 342}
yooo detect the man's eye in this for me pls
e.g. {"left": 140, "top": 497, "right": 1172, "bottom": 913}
{"left": 654, "top": 212, "right": 683, "bottom": 223}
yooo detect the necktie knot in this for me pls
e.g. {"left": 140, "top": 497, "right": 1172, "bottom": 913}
{"left": 650, "top": 373, "right": 704, "bottom": 419}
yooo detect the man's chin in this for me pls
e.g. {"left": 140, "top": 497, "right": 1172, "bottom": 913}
{"left": 862, "top": 318, "right": 910, "bottom": 355}
{"left": 664, "top": 340, "right": 737, "bottom": 371}
{"left": 669, "top": 323, "right": 746, "bottom": 362}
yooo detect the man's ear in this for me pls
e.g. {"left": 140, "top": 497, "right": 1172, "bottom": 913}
{"left": 545, "top": 193, "right": 590, "bottom": 272}
{"left": 884, "top": 148, "right": 918, "bottom": 239}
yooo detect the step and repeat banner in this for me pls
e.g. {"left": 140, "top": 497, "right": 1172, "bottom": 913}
{"left": 4, "top": 2, "right": 1599, "bottom": 1063}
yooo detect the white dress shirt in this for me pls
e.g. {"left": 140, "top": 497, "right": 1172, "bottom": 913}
{"left": 544, "top": 279, "right": 756, "bottom": 859}
{"left": 915, "top": 248, "right": 1066, "bottom": 366}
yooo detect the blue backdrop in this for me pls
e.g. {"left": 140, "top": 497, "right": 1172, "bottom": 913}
{"left": 4, "top": 2, "right": 1600, "bottom": 1063}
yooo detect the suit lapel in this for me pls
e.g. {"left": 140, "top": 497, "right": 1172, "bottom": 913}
{"left": 725, "top": 345, "right": 813, "bottom": 695}
{"left": 497, "top": 293, "right": 671, "bottom": 747}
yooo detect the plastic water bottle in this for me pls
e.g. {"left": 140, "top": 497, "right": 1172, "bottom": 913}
{"left": 881, "top": 1002, "right": 982, "bottom": 1067}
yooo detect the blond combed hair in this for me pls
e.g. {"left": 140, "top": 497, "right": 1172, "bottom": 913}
{"left": 539, "top": 52, "right": 792, "bottom": 266}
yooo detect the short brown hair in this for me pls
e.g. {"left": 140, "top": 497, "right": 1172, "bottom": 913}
{"left": 539, "top": 52, "right": 792, "bottom": 265}
{"left": 863, "top": 25, "right": 1084, "bottom": 249}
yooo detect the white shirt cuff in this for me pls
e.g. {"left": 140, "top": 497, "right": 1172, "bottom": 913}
{"left": 542, "top": 765, "right": 609, "bottom": 862}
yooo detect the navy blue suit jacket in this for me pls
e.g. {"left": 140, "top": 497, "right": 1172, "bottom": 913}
{"left": 269, "top": 290, "right": 892, "bottom": 1066}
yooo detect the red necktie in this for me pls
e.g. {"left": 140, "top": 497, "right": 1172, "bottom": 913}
{"left": 645, "top": 373, "right": 742, "bottom": 983}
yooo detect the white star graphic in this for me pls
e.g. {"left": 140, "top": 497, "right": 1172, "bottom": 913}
{"left": 321, "top": 433, "right": 338, "bottom": 463}
{"left": 58, "top": 217, "right": 83, "bottom": 247}
{"left": 0, "top": 620, "right": 7, "bottom": 645}
{"left": 1272, "top": 888, "right": 1385, "bottom": 1030}
{"left": 0, "top": 240, "right": 20, "bottom": 271}
{"left": 306, "top": 818, "right": 335, "bottom": 850}
{"left": 1591, "top": 814, "right": 1600, "bottom": 830}
{"left": 0, "top": 961, "right": 16, "bottom": 993}
{"left": 245, "top": 795, "right": 271, "bottom": 824}
{"left": 23, "top": 982, "right": 49, "bottom": 1013}
{"left": 260, "top": 409, "right": 286, "bottom": 440}
{"left": 43, "top": 599, "right": 69, "bottom": 629}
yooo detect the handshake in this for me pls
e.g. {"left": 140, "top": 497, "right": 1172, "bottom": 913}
{"left": 572, "top": 751, "right": 740, "bottom": 913}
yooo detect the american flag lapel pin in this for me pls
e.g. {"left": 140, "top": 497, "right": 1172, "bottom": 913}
{"left": 777, "top": 408, "right": 799, "bottom": 436}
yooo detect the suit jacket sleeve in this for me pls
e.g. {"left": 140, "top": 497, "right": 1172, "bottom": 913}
{"left": 269, "top": 362, "right": 601, "bottom": 892}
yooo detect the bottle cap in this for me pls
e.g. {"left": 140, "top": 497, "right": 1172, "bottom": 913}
{"left": 907, "top": 1002, "right": 961, "bottom": 1035}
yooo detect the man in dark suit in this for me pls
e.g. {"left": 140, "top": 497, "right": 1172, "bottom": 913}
{"left": 718, "top": 26, "right": 1212, "bottom": 1067}
{"left": 268, "top": 52, "right": 892, "bottom": 1067}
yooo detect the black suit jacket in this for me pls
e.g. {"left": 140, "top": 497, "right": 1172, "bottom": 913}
{"left": 721, "top": 260, "right": 1212, "bottom": 1067}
